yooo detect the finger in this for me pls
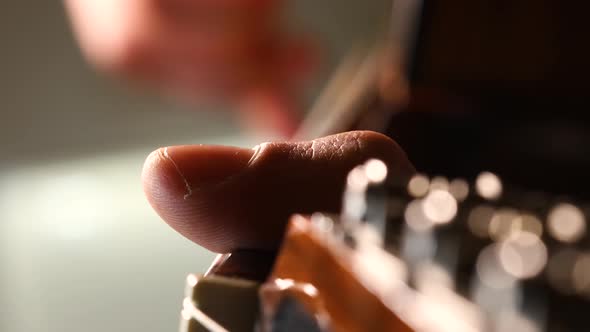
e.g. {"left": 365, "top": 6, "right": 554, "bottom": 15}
{"left": 142, "top": 131, "right": 414, "bottom": 253}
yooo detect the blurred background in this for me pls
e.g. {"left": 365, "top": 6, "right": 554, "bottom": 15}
{"left": 0, "top": 1, "right": 390, "bottom": 331}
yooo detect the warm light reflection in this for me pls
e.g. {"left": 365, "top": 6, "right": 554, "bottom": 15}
{"left": 311, "top": 212, "right": 334, "bottom": 234}
{"left": 422, "top": 190, "right": 458, "bottom": 224}
{"left": 468, "top": 205, "right": 496, "bottom": 238}
{"left": 515, "top": 214, "right": 543, "bottom": 238}
{"left": 475, "top": 244, "right": 516, "bottom": 289}
{"left": 186, "top": 274, "right": 198, "bottom": 287}
{"left": 415, "top": 262, "right": 454, "bottom": 291}
{"left": 547, "top": 203, "right": 586, "bottom": 243}
{"left": 449, "top": 178, "right": 470, "bottom": 202}
{"left": 364, "top": 159, "right": 388, "bottom": 183}
{"left": 489, "top": 209, "right": 520, "bottom": 240}
{"left": 183, "top": 297, "right": 193, "bottom": 309}
{"left": 429, "top": 176, "right": 450, "bottom": 191}
{"left": 353, "top": 244, "right": 408, "bottom": 297}
{"left": 355, "top": 223, "right": 384, "bottom": 247}
{"left": 499, "top": 231, "right": 547, "bottom": 279}
{"left": 406, "top": 289, "right": 483, "bottom": 332}
{"left": 181, "top": 308, "right": 192, "bottom": 321}
{"left": 408, "top": 174, "right": 430, "bottom": 198}
{"left": 347, "top": 167, "right": 369, "bottom": 189}
{"left": 475, "top": 172, "right": 502, "bottom": 200}
{"left": 274, "top": 278, "right": 296, "bottom": 290}
{"left": 405, "top": 199, "right": 433, "bottom": 232}
{"left": 302, "top": 283, "right": 319, "bottom": 297}
{"left": 181, "top": 297, "right": 194, "bottom": 320}
{"left": 343, "top": 165, "right": 369, "bottom": 223}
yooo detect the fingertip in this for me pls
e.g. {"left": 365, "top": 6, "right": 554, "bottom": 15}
{"left": 141, "top": 145, "right": 261, "bottom": 252}
{"left": 143, "top": 145, "right": 258, "bottom": 201}
{"left": 142, "top": 147, "right": 190, "bottom": 209}
{"left": 142, "top": 148, "right": 165, "bottom": 184}
{"left": 351, "top": 131, "right": 416, "bottom": 175}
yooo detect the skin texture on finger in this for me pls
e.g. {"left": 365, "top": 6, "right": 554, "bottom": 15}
{"left": 142, "top": 131, "right": 414, "bottom": 253}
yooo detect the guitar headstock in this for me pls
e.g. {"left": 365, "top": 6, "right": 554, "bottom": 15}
{"left": 180, "top": 159, "right": 590, "bottom": 332}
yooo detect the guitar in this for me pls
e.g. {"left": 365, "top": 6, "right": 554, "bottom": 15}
{"left": 179, "top": 159, "right": 590, "bottom": 331}
{"left": 178, "top": 0, "right": 590, "bottom": 330}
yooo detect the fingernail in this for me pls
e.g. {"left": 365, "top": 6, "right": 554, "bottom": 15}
{"left": 144, "top": 145, "right": 256, "bottom": 200}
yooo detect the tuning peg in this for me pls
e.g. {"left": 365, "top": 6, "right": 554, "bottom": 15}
{"left": 341, "top": 159, "right": 389, "bottom": 247}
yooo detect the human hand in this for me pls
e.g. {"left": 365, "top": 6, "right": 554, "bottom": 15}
{"left": 64, "top": 0, "right": 317, "bottom": 134}
{"left": 141, "top": 131, "right": 414, "bottom": 253}
{"left": 65, "top": 2, "right": 416, "bottom": 259}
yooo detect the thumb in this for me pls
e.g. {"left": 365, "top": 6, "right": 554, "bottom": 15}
{"left": 142, "top": 131, "right": 414, "bottom": 253}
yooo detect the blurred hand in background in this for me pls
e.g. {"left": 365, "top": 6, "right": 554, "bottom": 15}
{"left": 64, "top": 0, "right": 318, "bottom": 135}
{"left": 64, "top": 0, "right": 415, "bottom": 254}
